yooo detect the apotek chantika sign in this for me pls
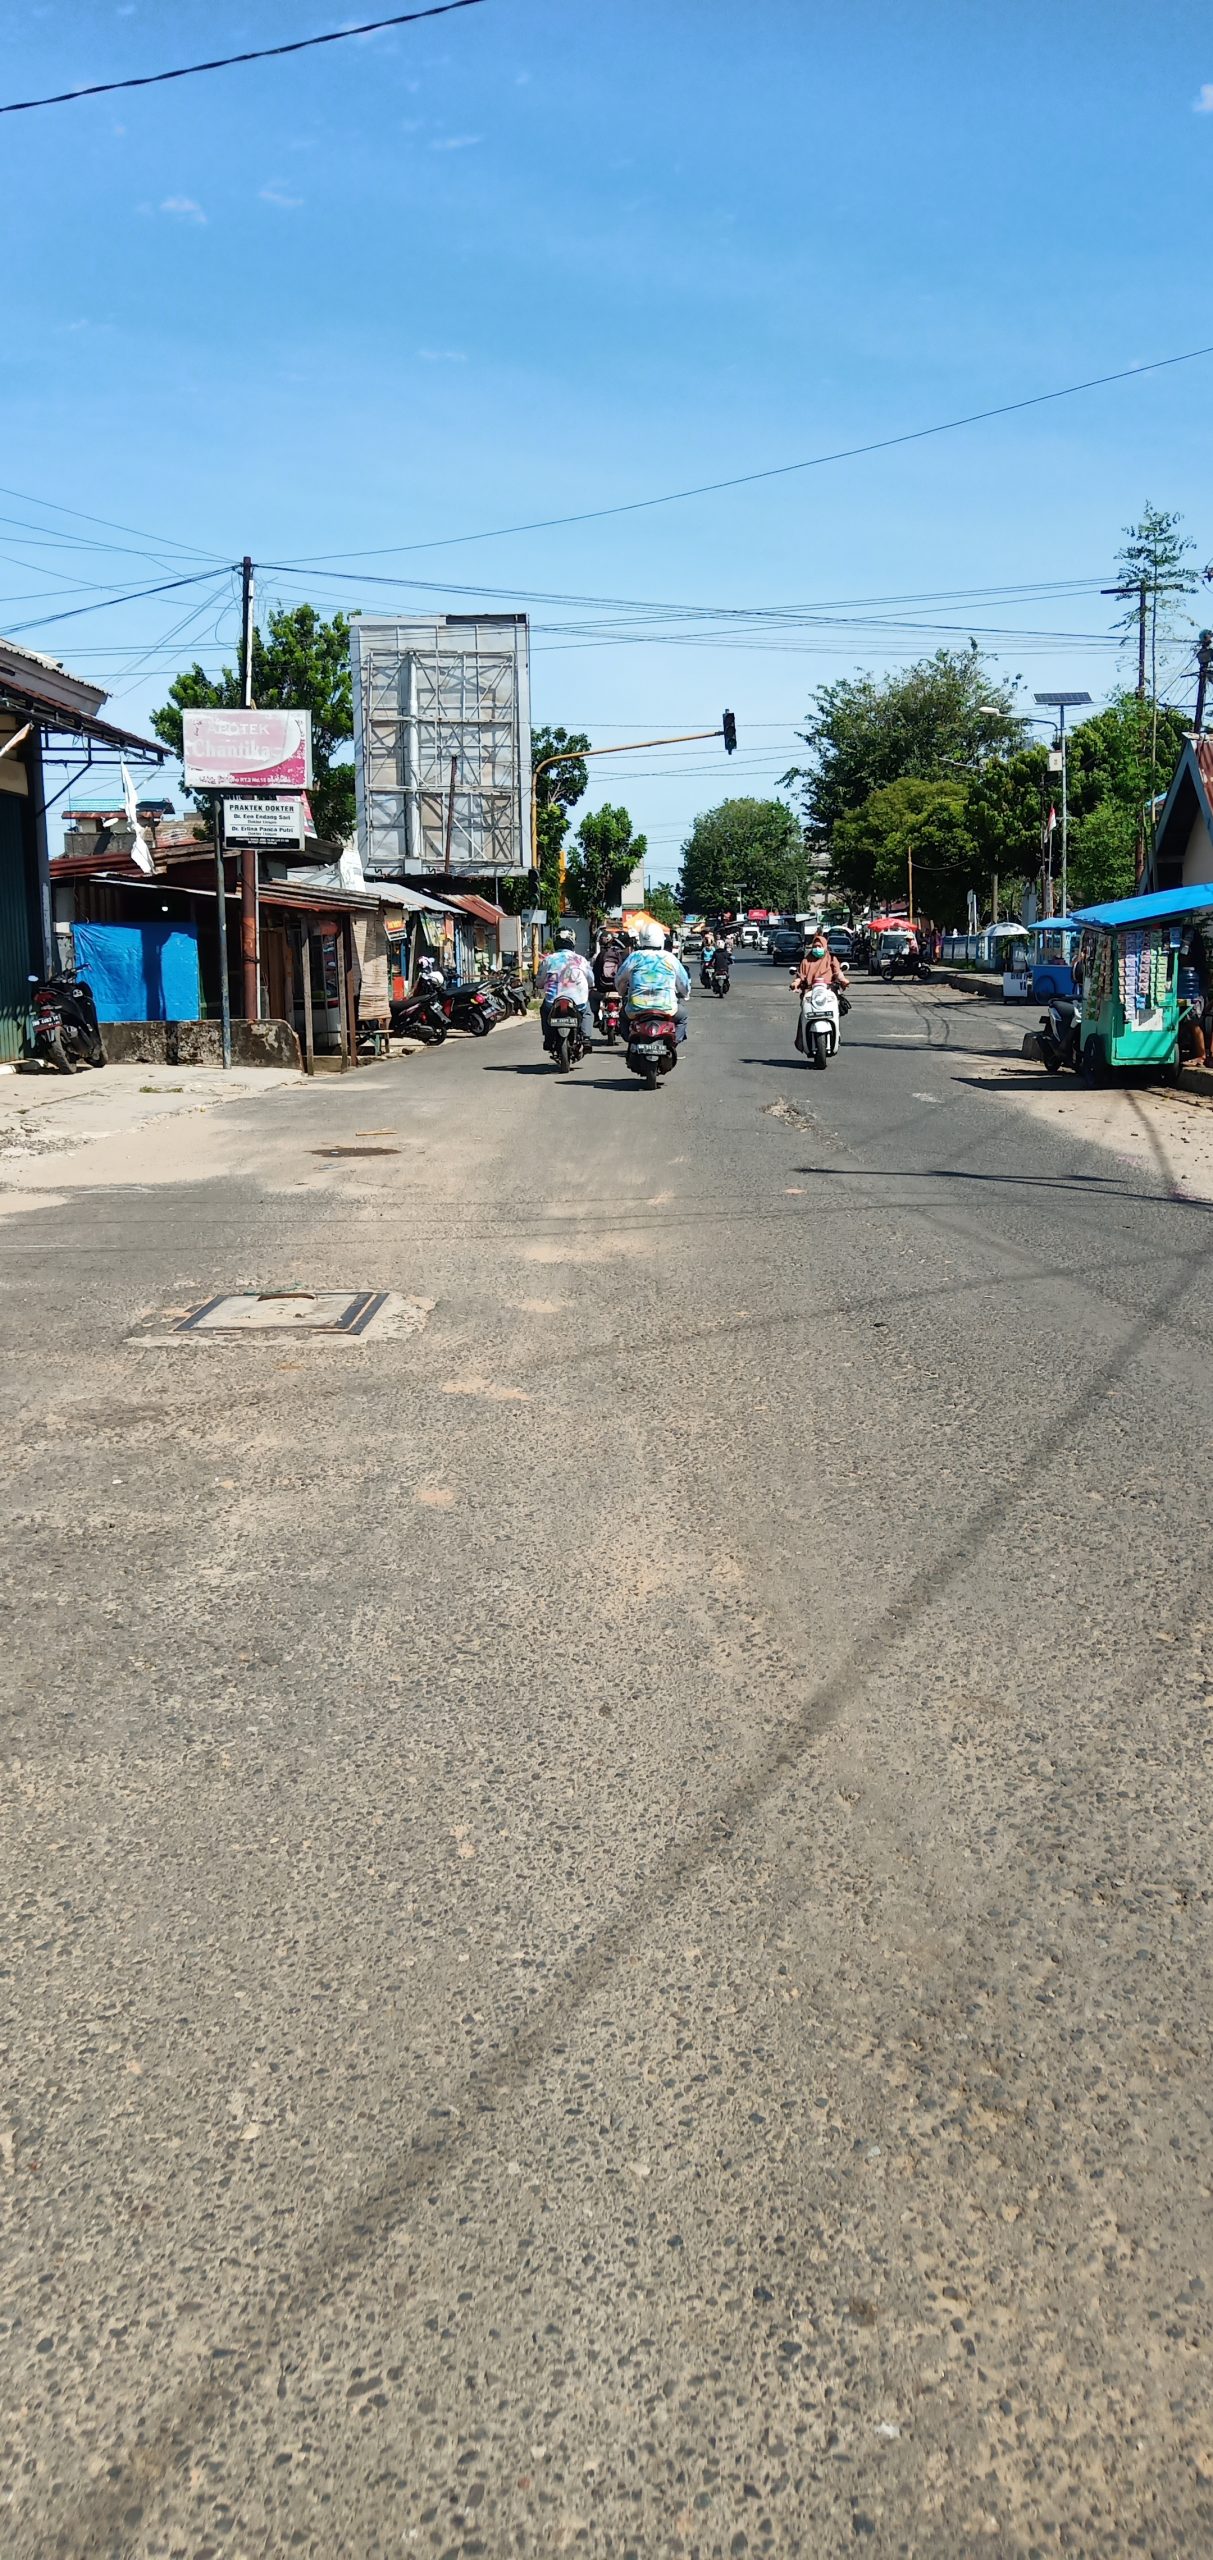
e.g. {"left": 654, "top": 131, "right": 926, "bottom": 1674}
{"left": 181, "top": 708, "right": 313, "bottom": 791}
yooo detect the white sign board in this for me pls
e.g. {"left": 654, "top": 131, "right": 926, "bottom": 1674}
{"left": 182, "top": 708, "right": 313, "bottom": 791}
{"left": 351, "top": 615, "right": 530, "bottom": 877}
{"left": 223, "top": 795, "right": 305, "bottom": 848}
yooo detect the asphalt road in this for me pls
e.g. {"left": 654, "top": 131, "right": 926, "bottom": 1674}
{"left": 3, "top": 961, "right": 1212, "bottom": 2559}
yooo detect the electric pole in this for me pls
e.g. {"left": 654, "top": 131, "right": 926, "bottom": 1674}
{"left": 1195, "top": 630, "right": 1213, "bottom": 735}
{"left": 1102, "top": 577, "right": 1148, "bottom": 696}
{"left": 237, "top": 554, "right": 259, "bottom": 1023}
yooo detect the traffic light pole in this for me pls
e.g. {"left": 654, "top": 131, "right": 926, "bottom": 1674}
{"left": 531, "top": 718, "right": 737, "bottom": 879}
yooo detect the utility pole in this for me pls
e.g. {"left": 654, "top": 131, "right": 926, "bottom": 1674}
{"left": 1195, "top": 630, "right": 1213, "bottom": 735}
{"left": 1102, "top": 577, "right": 1148, "bottom": 697}
{"left": 237, "top": 554, "right": 259, "bottom": 1024}
{"left": 1035, "top": 690, "right": 1090, "bottom": 918}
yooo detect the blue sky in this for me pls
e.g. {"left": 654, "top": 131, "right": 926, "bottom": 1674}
{"left": 4, "top": 0, "right": 1213, "bottom": 876}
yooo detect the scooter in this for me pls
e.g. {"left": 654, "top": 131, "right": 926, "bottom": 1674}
{"left": 446, "top": 980, "right": 500, "bottom": 1037}
{"left": 490, "top": 975, "right": 530, "bottom": 1018}
{"left": 624, "top": 1010, "right": 678, "bottom": 1088}
{"left": 799, "top": 982, "right": 840, "bottom": 1068}
{"left": 545, "top": 995, "right": 588, "bottom": 1073}
{"left": 598, "top": 987, "right": 621, "bottom": 1045}
{"left": 710, "top": 958, "right": 731, "bottom": 997}
{"left": 28, "top": 966, "right": 105, "bottom": 1071}
{"left": 390, "top": 985, "right": 450, "bottom": 1045}
{"left": 1036, "top": 992, "right": 1082, "bottom": 1074}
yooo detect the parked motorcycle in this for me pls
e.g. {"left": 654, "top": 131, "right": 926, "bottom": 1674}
{"left": 799, "top": 982, "right": 840, "bottom": 1068}
{"left": 545, "top": 994, "right": 588, "bottom": 1074}
{"left": 446, "top": 980, "right": 500, "bottom": 1037}
{"left": 1036, "top": 992, "right": 1082, "bottom": 1073}
{"left": 490, "top": 974, "right": 530, "bottom": 1018}
{"left": 390, "top": 985, "right": 449, "bottom": 1045}
{"left": 599, "top": 987, "right": 621, "bottom": 1045}
{"left": 624, "top": 1010, "right": 678, "bottom": 1088}
{"left": 28, "top": 966, "right": 104, "bottom": 1071}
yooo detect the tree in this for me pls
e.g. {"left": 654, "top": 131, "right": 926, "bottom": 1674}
{"left": 531, "top": 724, "right": 590, "bottom": 922}
{"left": 1064, "top": 690, "right": 1189, "bottom": 904}
{"left": 563, "top": 802, "right": 646, "bottom": 922}
{"left": 786, "top": 644, "right": 1025, "bottom": 839}
{"left": 152, "top": 603, "right": 357, "bottom": 843}
{"left": 677, "top": 797, "right": 802, "bottom": 914}
{"left": 831, "top": 776, "right": 978, "bottom": 922}
{"left": 644, "top": 883, "right": 683, "bottom": 933}
{"left": 965, "top": 745, "right": 1050, "bottom": 914}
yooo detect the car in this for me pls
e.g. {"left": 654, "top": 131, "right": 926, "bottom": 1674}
{"left": 737, "top": 923, "right": 762, "bottom": 948}
{"left": 769, "top": 925, "right": 807, "bottom": 966}
{"left": 826, "top": 928, "right": 853, "bottom": 961}
{"left": 682, "top": 936, "right": 703, "bottom": 961}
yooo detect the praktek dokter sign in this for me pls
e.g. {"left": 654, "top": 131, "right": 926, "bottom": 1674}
{"left": 181, "top": 708, "right": 313, "bottom": 792}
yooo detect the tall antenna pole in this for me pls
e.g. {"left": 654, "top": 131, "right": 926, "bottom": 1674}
{"left": 238, "top": 555, "right": 259, "bottom": 1024}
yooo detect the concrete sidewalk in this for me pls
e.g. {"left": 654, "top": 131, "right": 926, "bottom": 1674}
{"left": 0, "top": 1060, "right": 307, "bottom": 1163}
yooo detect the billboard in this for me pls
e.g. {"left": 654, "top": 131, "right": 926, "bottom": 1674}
{"left": 351, "top": 615, "right": 531, "bottom": 878}
{"left": 182, "top": 708, "right": 312, "bottom": 791}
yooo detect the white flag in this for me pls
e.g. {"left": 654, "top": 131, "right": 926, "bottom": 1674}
{"left": 122, "top": 762, "right": 155, "bottom": 874}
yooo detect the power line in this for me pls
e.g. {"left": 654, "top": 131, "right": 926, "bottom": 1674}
{"left": 272, "top": 343, "right": 1213, "bottom": 559}
{"left": 0, "top": 481, "right": 223, "bottom": 562}
{"left": 0, "top": 0, "right": 487, "bottom": 115}
{"left": 4, "top": 568, "right": 230, "bottom": 637}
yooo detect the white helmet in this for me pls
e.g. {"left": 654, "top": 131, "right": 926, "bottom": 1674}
{"left": 636, "top": 921, "right": 665, "bottom": 950}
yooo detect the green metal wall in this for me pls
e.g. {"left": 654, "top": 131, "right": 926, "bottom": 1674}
{"left": 0, "top": 794, "right": 34, "bottom": 1062}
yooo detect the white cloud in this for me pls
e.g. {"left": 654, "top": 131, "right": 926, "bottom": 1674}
{"left": 430, "top": 133, "right": 480, "bottom": 150}
{"left": 418, "top": 347, "right": 468, "bottom": 363}
{"left": 260, "top": 183, "right": 303, "bottom": 209}
{"left": 1194, "top": 83, "right": 1213, "bottom": 111}
{"left": 160, "top": 196, "right": 206, "bottom": 223}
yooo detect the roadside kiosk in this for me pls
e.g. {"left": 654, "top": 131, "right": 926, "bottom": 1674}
{"left": 1028, "top": 918, "right": 1081, "bottom": 1002}
{"left": 1070, "top": 882, "right": 1213, "bottom": 1083}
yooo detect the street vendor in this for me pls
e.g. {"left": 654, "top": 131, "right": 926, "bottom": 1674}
{"left": 1178, "top": 933, "right": 1208, "bottom": 1067}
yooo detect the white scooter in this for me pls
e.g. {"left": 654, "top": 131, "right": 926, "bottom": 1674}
{"left": 798, "top": 980, "right": 841, "bottom": 1068}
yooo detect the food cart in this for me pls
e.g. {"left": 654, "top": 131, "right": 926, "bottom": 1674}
{"left": 1027, "top": 918, "right": 1081, "bottom": 1001}
{"left": 988, "top": 920, "right": 1031, "bottom": 999}
{"left": 1070, "top": 882, "right": 1213, "bottom": 1083}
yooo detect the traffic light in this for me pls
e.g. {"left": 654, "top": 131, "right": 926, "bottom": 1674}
{"left": 722, "top": 709, "right": 737, "bottom": 754}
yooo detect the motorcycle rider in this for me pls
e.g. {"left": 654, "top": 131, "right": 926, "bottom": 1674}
{"left": 793, "top": 929, "right": 848, "bottom": 998}
{"left": 591, "top": 926, "right": 627, "bottom": 1023}
{"left": 617, "top": 920, "right": 691, "bottom": 1043}
{"left": 709, "top": 934, "right": 732, "bottom": 984}
{"left": 537, "top": 927, "right": 594, "bottom": 1050}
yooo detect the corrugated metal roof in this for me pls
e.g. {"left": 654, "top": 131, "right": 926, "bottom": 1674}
{"left": 450, "top": 892, "right": 506, "bottom": 926}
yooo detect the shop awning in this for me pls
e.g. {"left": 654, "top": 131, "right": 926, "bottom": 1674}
{"left": 1070, "top": 882, "right": 1213, "bottom": 931}
{"left": 450, "top": 892, "right": 506, "bottom": 926}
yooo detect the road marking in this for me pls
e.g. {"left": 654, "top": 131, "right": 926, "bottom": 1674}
{"left": 911, "top": 1091, "right": 940, "bottom": 1104}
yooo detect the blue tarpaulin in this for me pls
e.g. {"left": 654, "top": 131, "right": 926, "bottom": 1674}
{"left": 73, "top": 920, "right": 201, "bottom": 1023}
{"left": 1070, "top": 882, "right": 1213, "bottom": 932}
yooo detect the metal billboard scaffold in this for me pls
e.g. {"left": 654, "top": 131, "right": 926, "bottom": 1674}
{"left": 351, "top": 614, "right": 531, "bottom": 879}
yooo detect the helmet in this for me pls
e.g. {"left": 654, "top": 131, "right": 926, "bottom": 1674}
{"left": 556, "top": 927, "right": 576, "bottom": 948}
{"left": 636, "top": 921, "right": 665, "bottom": 950}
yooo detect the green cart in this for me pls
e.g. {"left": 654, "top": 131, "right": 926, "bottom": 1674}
{"left": 1071, "top": 882, "right": 1213, "bottom": 1084}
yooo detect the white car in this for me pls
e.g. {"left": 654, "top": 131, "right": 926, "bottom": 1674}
{"left": 736, "top": 924, "right": 762, "bottom": 948}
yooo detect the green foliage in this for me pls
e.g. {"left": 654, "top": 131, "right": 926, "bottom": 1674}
{"left": 564, "top": 802, "right": 646, "bottom": 922}
{"left": 787, "top": 644, "right": 1025, "bottom": 837}
{"left": 965, "top": 745, "right": 1050, "bottom": 886}
{"left": 152, "top": 603, "right": 356, "bottom": 843}
{"left": 531, "top": 724, "right": 591, "bottom": 920}
{"left": 677, "top": 797, "right": 802, "bottom": 914}
{"left": 644, "top": 884, "right": 683, "bottom": 932}
{"left": 832, "top": 777, "right": 978, "bottom": 922}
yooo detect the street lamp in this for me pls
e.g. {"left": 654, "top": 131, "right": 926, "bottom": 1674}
{"left": 979, "top": 696, "right": 1091, "bottom": 917}
{"left": 1033, "top": 691, "right": 1090, "bottom": 918}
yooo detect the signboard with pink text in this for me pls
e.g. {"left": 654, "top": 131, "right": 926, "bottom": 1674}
{"left": 181, "top": 708, "right": 313, "bottom": 792}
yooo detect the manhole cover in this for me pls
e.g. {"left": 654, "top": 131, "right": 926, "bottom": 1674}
{"left": 312, "top": 1146, "right": 400, "bottom": 1158}
{"left": 175, "top": 1290, "right": 390, "bottom": 1337}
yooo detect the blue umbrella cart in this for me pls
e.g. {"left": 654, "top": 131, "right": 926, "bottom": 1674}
{"left": 1070, "top": 882, "right": 1213, "bottom": 1083}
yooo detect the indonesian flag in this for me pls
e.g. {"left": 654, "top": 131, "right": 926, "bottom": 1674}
{"left": 1046, "top": 804, "right": 1057, "bottom": 835}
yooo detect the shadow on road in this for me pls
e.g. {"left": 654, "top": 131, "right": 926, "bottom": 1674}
{"left": 791, "top": 1159, "right": 1213, "bottom": 1214}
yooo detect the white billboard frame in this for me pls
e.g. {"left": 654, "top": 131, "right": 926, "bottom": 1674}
{"left": 351, "top": 615, "right": 531, "bottom": 879}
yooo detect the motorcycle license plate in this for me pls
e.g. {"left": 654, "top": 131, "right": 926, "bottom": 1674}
{"left": 633, "top": 1040, "right": 664, "bottom": 1056}
{"left": 37, "top": 1010, "right": 62, "bottom": 1029}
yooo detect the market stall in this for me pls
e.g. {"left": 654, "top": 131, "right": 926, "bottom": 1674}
{"left": 1071, "top": 881, "right": 1213, "bottom": 1083}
